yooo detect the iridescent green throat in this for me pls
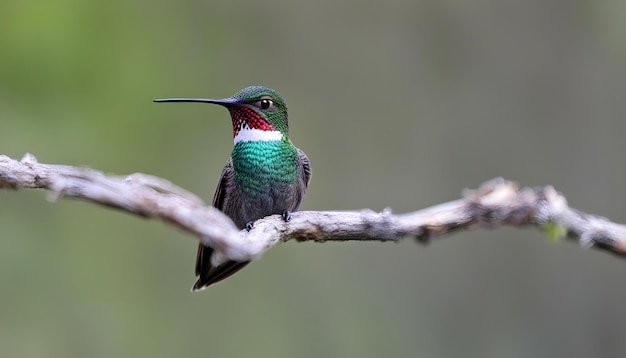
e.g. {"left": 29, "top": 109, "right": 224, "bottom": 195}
{"left": 231, "top": 140, "right": 299, "bottom": 195}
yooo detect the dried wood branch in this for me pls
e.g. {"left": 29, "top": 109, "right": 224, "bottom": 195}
{"left": 1, "top": 153, "right": 625, "bottom": 267}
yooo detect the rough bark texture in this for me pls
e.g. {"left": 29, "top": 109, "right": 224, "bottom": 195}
{"left": 1, "top": 153, "right": 625, "bottom": 266}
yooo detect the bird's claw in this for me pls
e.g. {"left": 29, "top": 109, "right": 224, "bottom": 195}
{"left": 245, "top": 221, "right": 254, "bottom": 231}
{"left": 282, "top": 210, "right": 292, "bottom": 222}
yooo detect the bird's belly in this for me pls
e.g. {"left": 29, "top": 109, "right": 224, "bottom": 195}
{"left": 222, "top": 182, "right": 300, "bottom": 229}
{"left": 227, "top": 142, "right": 301, "bottom": 228}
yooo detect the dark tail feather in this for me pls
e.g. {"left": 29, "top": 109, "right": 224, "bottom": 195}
{"left": 192, "top": 244, "right": 250, "bottom": 291}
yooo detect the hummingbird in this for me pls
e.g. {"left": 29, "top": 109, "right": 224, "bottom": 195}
{"left": 154, "top": 86, "right": 312, "bottom": 291}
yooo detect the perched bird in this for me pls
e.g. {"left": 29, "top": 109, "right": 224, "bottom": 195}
{"left": 154, "top": 86, "right": 311, "bottom": 291}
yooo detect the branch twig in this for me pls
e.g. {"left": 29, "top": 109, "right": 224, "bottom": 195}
{"left": 1, "top": 153, "right": 625, "bottom": 265}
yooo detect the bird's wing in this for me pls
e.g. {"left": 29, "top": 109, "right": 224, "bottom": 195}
{"left": 293, "top": 147, "right": 312, "bottom": 210}
{"left": 297, "top": 147, "right": 312, "bottom": 189}
{"left": 193, "top": 159, "right": 249, "bottom": 291}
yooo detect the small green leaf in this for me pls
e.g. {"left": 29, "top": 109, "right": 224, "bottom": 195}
{"left": 542, "top": 222, "right": 567, "bottom": 242}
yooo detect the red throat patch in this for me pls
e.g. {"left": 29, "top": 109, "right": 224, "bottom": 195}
{"left": 227, "top": 107, "right": 275, "bottom": 137}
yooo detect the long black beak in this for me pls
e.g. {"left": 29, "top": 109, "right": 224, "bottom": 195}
{"left": 153, "top": 97, "right": 239, "bottom": 106}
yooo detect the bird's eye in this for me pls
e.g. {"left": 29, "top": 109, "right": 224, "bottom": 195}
{"left": 261, "top": 99, "right": 272, "bottom": 109}
{"left": 253, "top": 98, "right": 274, "bottom": 110}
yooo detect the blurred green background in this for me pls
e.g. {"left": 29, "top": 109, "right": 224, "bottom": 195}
{"left": 1, "top": 0, "right": 626, "bottom": 357}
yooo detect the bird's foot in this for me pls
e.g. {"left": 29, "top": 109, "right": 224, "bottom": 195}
{"left": 245, "top": 221, "right": 255, "bottom": 231}
{"left": 281, "top": 210, "right": 292, "bottom": 222}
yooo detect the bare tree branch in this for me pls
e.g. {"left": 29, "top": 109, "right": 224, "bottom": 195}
{"left": 1, "top": 153, "right": 625, "bottom": 266}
